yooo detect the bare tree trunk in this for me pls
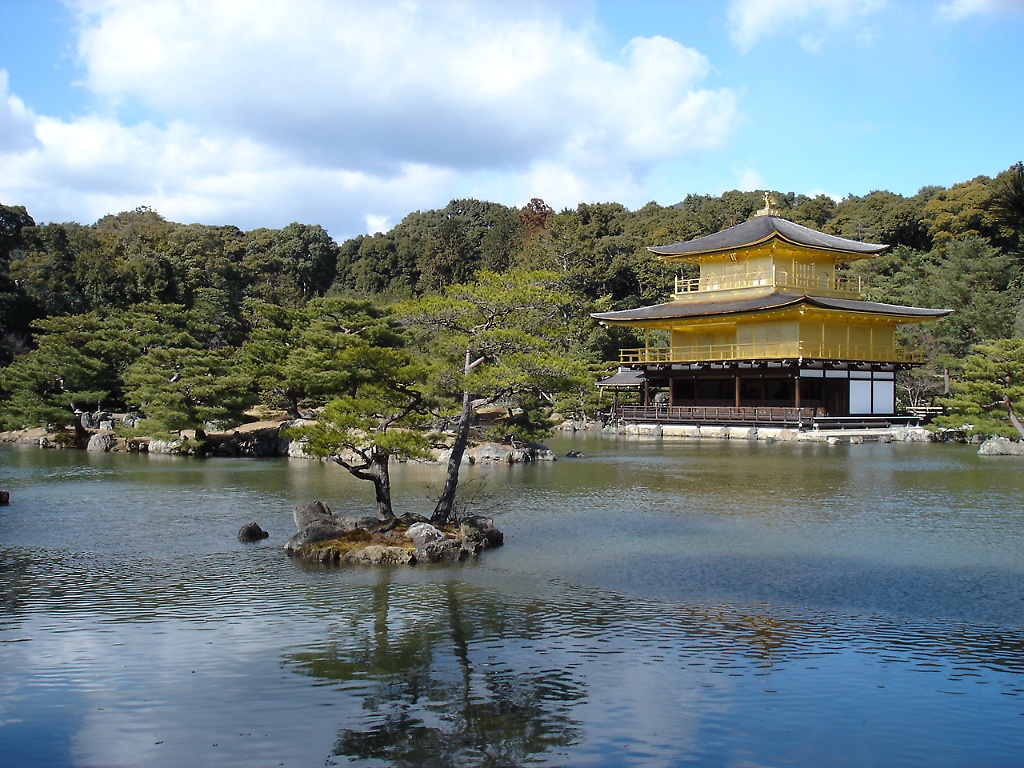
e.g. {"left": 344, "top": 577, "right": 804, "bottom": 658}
{"left": 433, "top": 345, "right": 490, "bottom": 525}
{"left": 431, "top": 387, "right": 473, "bottom": 525}
{"left": 368, "top": 450, "right": 396, "bottom": 522}
{"left": 1004, "top": 396, "right": 1024, "bottom": 440}
{"left": 333, "top": 448, "right": 396, "bottom": 522}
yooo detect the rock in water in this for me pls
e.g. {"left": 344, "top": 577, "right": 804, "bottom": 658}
{"left": 0, "top": 490, "right": 9, "bottom": 506}
{"left": 238, "top": 522, "right": 270, "bottom": 542}
{"left": 460, "top": 515, "right": 504, "bottom": 554}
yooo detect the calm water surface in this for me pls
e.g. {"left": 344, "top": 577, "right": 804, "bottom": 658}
{"left": 1, "top": 437, "right": 1022, "bottom": 767}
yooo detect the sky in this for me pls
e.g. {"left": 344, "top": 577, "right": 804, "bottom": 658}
{"left": 1, "top": 0, "right": 1022, "bottom": 242}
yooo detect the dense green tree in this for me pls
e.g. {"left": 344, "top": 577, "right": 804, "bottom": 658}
{"left": 335, "top": 233, "right": 409, "bottom": 295}
{"left": 241, "top": 297, "right": 406, "bottom": 417}
{"left": 989, "top": 162, "right": 1024, "bottom": 253}
{"left": 11, "top": 223, "right": 88, "bottom": 315}
{"left": 0, "top": 203, "right": 37, "bottom": 362}
{"left": 90, "top": 208, "right": 177, "bottom": 306}
{"left": 934, "top": 339, "right": 1024, "bottom": 438}
{"left": 825, "top": 190, "right": 932, "bottom": 251}
{"left": 164, "top": 223, "right": 247, "bottom": 344}
{"left": 916, "top": 237, "right": 1018, "bottom": 358}
{"left": 921, "top": 177, "right": 1003, "bottom": 247}
{"left": 0, "top": 203, "right": 34, "bottom": 255}
{"left": 417, "top": 213, "right": 477, "bottom": 292}
{"left": 242, "top": 223, "right": 338, "bottom": 305}
{"left": 332, "top": 200, "right": 523, "bottom": 297}
{"left": 515, "top": 202, "right": 676, "bottom": 308}
{"left": 790, "top": 194, "right": 838, "bottom": 228}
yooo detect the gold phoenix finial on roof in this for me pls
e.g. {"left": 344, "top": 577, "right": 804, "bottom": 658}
{"left": 754, "top": 192, "right": 775, "bottom": 217}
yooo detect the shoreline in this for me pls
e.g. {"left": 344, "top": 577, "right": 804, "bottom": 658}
{"left": 2, "top": 419, "right": 943, "bottom": 455}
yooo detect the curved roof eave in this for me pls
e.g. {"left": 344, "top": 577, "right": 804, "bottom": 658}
{"left": 648, "top": 215, "right": 888, "bottom": 259}
{"left": 591, "top": 292, "right": 953, "bottom": 324}
{"left": 805, "top": 295, "right": 953, "bottom": 318}
{"left": 591, "top": 293, "right": 804, "bottom": 323}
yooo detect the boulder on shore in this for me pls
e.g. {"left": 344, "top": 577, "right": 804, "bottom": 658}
{"left": 285, "top": 500, "right": 380, "bottom": 552}
{"left": 978, "top": 436, "right": 1024, "bottom": 456}
{"left": 87, "top": 432, "right": 116, "bottom": 452}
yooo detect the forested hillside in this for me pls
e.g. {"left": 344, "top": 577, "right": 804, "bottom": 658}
{"left": 1, "top": 162, "right": 1022, "bottom": 439}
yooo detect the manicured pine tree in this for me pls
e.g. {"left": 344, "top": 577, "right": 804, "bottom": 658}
{"left": 935, "top": 339, "right": 1024, "bottom": 439}
{"left": 286, "top": 346, "right": 433, "bottom": 522}
{"left": 400, "top": 270, "right": 590, "bottom": 525}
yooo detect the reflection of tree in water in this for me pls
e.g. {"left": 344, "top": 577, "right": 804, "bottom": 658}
{"left": 289, "top": 572, "right": 584, "bottom": 767}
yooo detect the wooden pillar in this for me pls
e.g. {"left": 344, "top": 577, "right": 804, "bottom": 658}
{"left": 734, "top": 373, "right": 741, "bottom": 408}
{"left": 794, "top": 371, "right": 801, "bottom": 408}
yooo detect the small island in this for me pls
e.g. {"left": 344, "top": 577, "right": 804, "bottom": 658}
{"left": 283, "top": 500, "right": 503, "bottom": 565}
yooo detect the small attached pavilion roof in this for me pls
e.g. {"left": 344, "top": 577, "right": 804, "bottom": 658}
{"left": 649, "top": 215, "right": 888, "bottom": 260}
{"left": 592, "top": 292, "right": 952, "bottom": 325}
{"left": 596, "top": 368, "right": 647, "bottom": 388}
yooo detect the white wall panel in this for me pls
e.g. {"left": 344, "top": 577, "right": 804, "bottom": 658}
{"left": 872, "top": 380, "right": 895, "bottom": 414}
{"left": 850, "top": 380, "right": 872, "bottom": 414}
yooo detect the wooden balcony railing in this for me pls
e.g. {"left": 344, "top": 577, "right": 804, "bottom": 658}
{"left": 674, "top": 266, "right": 863, "bottom": 297}
{"left": 615, "top": 405, "right": 925, "bottom": 429}
{"left": 619, "top": 341, "right": 926, "bottom": 365}
{"left": 618, "top": 405, "right": 816, "bottom": 426}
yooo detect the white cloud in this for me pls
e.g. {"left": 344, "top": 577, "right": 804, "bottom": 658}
{"left": 727, "top": 0, "right": 888, "bottom": 52}
{"left": 0, "top": 0, "right": 740, "bottom": 238}
{"left": 69, "top": 1, "right": 737, "bottom": 171}
{"left": 938, "top": 0, "right": 1024, "bottom": 21}
{"left": 0, "top": 70, "right": 39, "bottom": 153}
{"left": 734, "top": 165, "right": 766, "bottom": 191}
{"left": 807, "top": 187, "right": 843, "bottom": 202}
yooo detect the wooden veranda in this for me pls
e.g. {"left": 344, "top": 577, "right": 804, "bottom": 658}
{"left": 615, "top": 405, "right": 925, "bottom": 430}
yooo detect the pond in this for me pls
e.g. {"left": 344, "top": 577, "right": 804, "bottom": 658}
{"left": 1, "top": 436, "right": 1023, "bottom": 767}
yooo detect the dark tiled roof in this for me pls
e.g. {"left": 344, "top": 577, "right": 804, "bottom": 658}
{"left": 808, "top": 295, "right": 951, "bottom": 317}
{"left": 596, "top": 369, "right": 647, "bottom": 387}
{"left": 648, "top": 215, "right": 888, "bottom": 258}
{"left": 591, "top": 292, "right": 952, "bottom": 323}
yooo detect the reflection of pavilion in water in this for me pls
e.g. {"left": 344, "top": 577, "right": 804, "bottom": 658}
{"left": 594, "top": 209, "right": 951, "bottom": 429}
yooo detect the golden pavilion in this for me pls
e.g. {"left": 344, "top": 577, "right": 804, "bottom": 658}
{"left": 592, "top": 211, "right": 952, "bottom": 427}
